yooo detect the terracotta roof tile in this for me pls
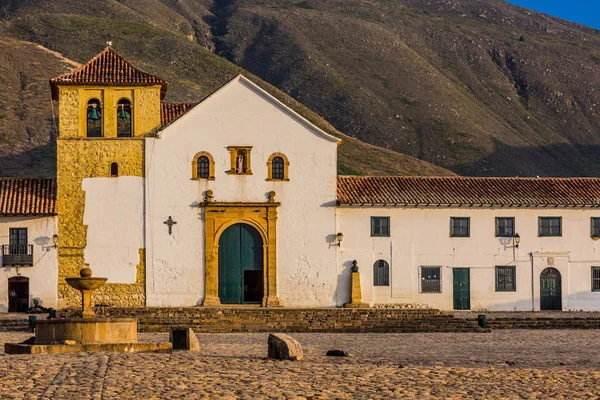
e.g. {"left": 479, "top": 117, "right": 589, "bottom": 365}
{"left": 50, "top": 47, "right": 168, "bottom": 99}
{"left": 160, "top": 102, "right": 198, "bottom": 127}
{"left": 0, "top": 179, "right": 56, "bottom": 216}
{"left": 337, "top": 176, "right": 600, "bottom": 207}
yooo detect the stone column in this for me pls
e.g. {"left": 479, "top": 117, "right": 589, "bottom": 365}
{"left": 264, "top": 206, "right": 280, "bottom": 307}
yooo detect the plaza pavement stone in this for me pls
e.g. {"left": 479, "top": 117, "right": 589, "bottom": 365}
{"left": 1, "top": 330, "right": 600, "bottom": 399}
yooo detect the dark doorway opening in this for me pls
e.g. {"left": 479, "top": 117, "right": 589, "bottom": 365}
{"left": 244, "top": 270, "right": 263, "bottom": 302}
{"left": 8, "top": 276, "right": 29, "bottom": 312}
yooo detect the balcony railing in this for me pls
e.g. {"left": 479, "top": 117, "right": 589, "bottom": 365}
{"left": 2, "top": 244, "right": 33, "bottom": 266}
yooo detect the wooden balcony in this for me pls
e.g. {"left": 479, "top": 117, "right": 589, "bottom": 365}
{"left": 2, "top": 245, "right": 33, "bottom": 266}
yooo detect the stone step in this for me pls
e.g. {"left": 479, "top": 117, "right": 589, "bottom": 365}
{"left": 104, "top": 307, "right": 482, "bottom": 333}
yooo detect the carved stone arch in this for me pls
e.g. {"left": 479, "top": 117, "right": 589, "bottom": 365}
{"left": 266, "top": 152, "right": 290, "bottom": 181}
{"left": 203, "top": 202, "right": 280, "bottom": 307}
{"left": 214, "top": 218, "right": 268, "bottom": 246}
{"left": 192, "top": 151, "right": 215, "bottom": 180}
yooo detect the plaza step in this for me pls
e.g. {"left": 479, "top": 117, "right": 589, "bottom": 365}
{"left": 483, "top": 317, "right": 600, "bottom": 330}
{"left": 0, "top": 318, "right": 29, "bottom": 332}
{"left": 104, "top": 307, "right": 486, "bottom": 333}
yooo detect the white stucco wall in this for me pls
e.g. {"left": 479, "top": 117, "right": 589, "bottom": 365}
{"left": 144, "top": 76, "right": 339, "bottom": 307}
{"left": 338, "top": 207, "right": 600, "bottom": 311}
{"left": 82, "top": 177, "right": 144, "bottom": 283}
{"left": 0, "top": 216, "right": 58, "bottom": 312}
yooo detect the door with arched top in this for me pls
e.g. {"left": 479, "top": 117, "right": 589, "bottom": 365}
{"left": 540, "top": 268, "right": 562, "bottom": 310}
{"left": 218, "top": 223, "right": 264, "bottom": 304}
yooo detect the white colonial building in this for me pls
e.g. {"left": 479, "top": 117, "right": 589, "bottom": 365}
{"left": 1, "top": 48, "right": 600, "bottom": 312}
{"left": 0, "top": 179, "right": 58, "bottom": 312}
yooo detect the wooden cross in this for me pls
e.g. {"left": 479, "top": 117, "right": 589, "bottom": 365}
{"left": 164, "top": 216, "right": 177, "bottom": 235}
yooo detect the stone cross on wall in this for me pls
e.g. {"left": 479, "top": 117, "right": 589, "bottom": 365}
{"left": 164, "top": 216, "right": 177, "bottom": 235}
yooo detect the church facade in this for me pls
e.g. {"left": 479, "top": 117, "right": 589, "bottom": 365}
{"left": 2, "top": 48, "right": 600, "bottom": 312}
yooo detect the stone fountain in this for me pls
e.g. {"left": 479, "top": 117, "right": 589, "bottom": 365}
{"left": 5, "top": 267, "right": 172, "bottom": 354}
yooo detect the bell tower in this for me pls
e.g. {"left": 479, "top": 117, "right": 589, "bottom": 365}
{"left": 50, "top": 47, "right": 167, "bottom": 308}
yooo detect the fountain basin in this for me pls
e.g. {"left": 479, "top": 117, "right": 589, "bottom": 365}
{"left": 65, "top": 277, "right": 108, "bottom": 291}
{"left": 35, "top": 318, "right": 137, "bottom": 345}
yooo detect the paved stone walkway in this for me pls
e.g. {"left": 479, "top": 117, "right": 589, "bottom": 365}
{"left": 2, "top": 330, "right": 600, "bottom": 399}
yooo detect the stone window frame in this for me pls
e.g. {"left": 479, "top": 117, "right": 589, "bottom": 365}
{"left": 192, "top": 151, "right": 215, "bottom": 181}
{"left": 266, "top": 153, "right": 290, "bottom": 181}
{"left": 227, "top": 146, "right": 253, "bottom": 175}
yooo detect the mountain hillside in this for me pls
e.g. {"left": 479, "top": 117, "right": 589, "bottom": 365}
{"left": 0, "top": 0, "right": 599, "bottom": 177}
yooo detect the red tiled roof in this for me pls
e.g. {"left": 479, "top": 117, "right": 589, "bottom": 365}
{"left": 160, "top": 102, "right": 198, "bottom": 127}
{"left": 337, "top": 176, "right": 600, "bottom": 207}
{"left": 50, "top": 47, "right": 168, "bottom": 99}
{"left": 0, "top": 179, "right": 56, "bottom": 216}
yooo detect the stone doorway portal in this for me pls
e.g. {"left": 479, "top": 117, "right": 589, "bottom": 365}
{"left": 202, "top": 201, "right": 280, "bottom": 307}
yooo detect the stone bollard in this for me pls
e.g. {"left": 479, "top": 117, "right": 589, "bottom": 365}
{"left": 170, "top": 328, "right": 200, "bottom": 351}
{"left": 268, "top": 333, "right": 303, "bottom": 361}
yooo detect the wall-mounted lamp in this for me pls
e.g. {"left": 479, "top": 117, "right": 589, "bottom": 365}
{"left": 51, "top": 234, "right": 59, "bottom": 248}
{"left": 513, "top": 233, "right": 520, "bottom": 249}
{"left": 334, "top": 232, "right": 344, "bottom": 247}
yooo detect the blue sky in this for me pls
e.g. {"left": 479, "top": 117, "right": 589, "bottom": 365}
{"left": 506, "top": 1, "right": 600, "bottom": 30}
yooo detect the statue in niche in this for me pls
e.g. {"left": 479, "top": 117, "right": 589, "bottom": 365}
{"left": 236, "top": 151, "right": 246, "bottom": 174}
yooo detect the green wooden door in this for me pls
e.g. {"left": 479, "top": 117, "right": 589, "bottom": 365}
{"left": 540, "top": 268, "right": 562, "bottom": 310}
{"left": 453, "top": 268, "right": 470, "bottom": 310}
{"left": 218, "top": 224, "right": 263, "bottom": 304}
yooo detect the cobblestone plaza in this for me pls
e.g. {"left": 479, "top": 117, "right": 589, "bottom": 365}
{"left": 2, "top": 329, "right": 600, "bottom": 399}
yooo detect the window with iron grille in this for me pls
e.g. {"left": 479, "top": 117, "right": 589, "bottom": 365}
{"left": 495, "top": 266, "right": 516, "bottom": 291}
{"left": 592, "top": 218, "right": 600, "bottom": 238}
{"left": 539, "top": 217, "right": 562, "bottom": 237}
{"left": 373, "top": 260, "right": 389, "bottom": 286}
{"left": 371, "top": 217, "right": 390, "bottom": 237}
{"left": 420, "top": 266, "right": 441, "bottom": 293}
{"left": 592, "top": 267, "right": 600, "bottom": 292}
{"left": 197, "top": 156, "right": 210, "bottom": 179}
{"left": 450, "top": 217, "right": 470, "bottom": 237}
{"left": 272, "top": 157, "right": 285, "bottom": 180}
{"left": 496, "top": 217, "right": 515, "bottom": 237}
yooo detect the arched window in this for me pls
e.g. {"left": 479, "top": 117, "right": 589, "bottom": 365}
{"left": 192, "top": 152, "right": 215, "bottom": 180}
{"left": 117, "top": 99, "right": 132, "bottom": 137}
{"left": 373, "top": 260, "right": 389, "bottom": 286}
{"left": 197, "top": 156, "right": 210, "bottom": 179}
{"left": 86, "top": 99, "right": 102, "bottom": 137}
{"left": 110, "top": 162, "right": 119, "bottom": 177}
{"left": 266, "top": 153, "right": 289, "bottom": 181}
{"left": 272, "top": 157, "right": 284, "bottom": 180}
